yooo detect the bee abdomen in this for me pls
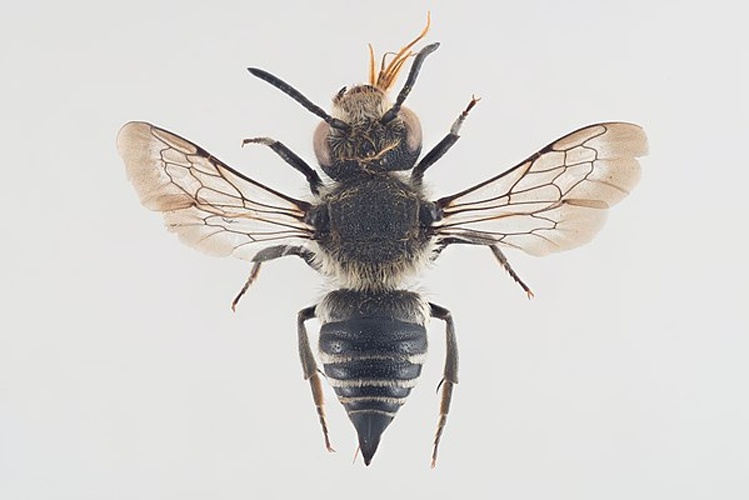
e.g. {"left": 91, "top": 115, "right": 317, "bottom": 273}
{"left": 319, "top": 316, "right": 427, "bottom": 463}
{"left": 319, "top": 317, "right": 427, "bottom": 394}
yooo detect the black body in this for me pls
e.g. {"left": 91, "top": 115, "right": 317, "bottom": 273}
{"left": 245, "top": 43, "right": 462, "bottom": 465}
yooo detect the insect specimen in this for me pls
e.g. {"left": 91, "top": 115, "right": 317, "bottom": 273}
{"left": 117, "top": 18, "right": 647, "bottom": 466}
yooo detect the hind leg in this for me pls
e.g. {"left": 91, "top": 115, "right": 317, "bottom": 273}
{"left": 429, "top": 303, "right": 458, "bottom": 467}
{"left": 297, "top": 305, "right": 335, "bottom": 452}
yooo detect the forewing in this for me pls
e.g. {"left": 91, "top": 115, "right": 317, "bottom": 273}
{"left": 117, "top": 121, "right": 314, "bottom": 260}
{"left": 435, "top": 123, "right": 647, "bottom": 256}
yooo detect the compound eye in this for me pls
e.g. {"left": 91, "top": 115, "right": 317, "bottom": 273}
{"left": 313, "top": 121, "right": 332, "bottom": 169}
{"left": 399, "top": 107, "right": 422, "bottom": 154}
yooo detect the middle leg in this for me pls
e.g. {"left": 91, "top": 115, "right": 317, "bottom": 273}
{"left": 232, "top": 245, "right": 319, "bottom": 311}
{"left": 431, "top": 236, "right": 534, "bottom": 298}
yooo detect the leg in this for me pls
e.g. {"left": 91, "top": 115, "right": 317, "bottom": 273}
{"left": 411, "top": 96, "right": 480, "bottom": 184}
{"left": 232, "top": 245, "right": 319, "bottom": 311}
{"left": 242, "top": 137, "right": 324, "bottom": 195}
{"left": 490, "top": 245, "right": 534, "bottom": 299}
{"left": 429, "top": 236, "right": 474, "bottom": 260}
{"left": 429, "top": 303, "right": 458, "bottom": 468}
{"left": 298, "top": 305, "right": 335, "bottom": 452}
{"left": 432, "top": 236, "right": 533, "bottom": 298}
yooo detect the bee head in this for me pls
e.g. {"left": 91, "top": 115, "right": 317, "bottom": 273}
{"left": 313, "top": 85, "right": 423, "bottom": 181}
{"left": 248, "top": 15, "right": 436, "bottom": 182}
{"left": 313, "top": 15, "right": 436, "bottom": 181}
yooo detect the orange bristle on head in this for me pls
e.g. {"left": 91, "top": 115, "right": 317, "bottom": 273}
{"left": 368, "top": 13, "right": 431, "bottom": 92}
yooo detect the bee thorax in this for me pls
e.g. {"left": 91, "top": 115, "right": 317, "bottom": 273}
{"left": 311, "top": 175, "right": 434, "bottom": 290}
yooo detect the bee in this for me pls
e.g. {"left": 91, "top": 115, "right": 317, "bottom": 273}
{"left": 117, "top": 17, "right": 647, "bottom": 466}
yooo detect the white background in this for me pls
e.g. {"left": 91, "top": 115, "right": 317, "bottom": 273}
{"left": 2, "top": 1, "right": 747, "bottom": 498}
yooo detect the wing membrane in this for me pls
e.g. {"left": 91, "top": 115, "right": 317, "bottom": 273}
{"left": 435, "top": 122, "right": 647, "bottom": 256}
{"left": 117, "top": 121, "right": 314, "bottom": 260}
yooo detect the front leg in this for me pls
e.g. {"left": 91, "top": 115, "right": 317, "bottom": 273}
{"left": 242, "top": 136, "right": 324, "bottom": 195}
{"left": 429, "top": 303, "right": 458, "bottom": 468}
{"left": 411, "top": 96, "right": 480, "bottom": 184}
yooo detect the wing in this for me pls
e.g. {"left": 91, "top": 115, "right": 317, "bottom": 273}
{"left": 117, "top": 121, "right": 314, "bottom": 260}
{"left": 434, "top": 122, "right": 647, "bottom": 256}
